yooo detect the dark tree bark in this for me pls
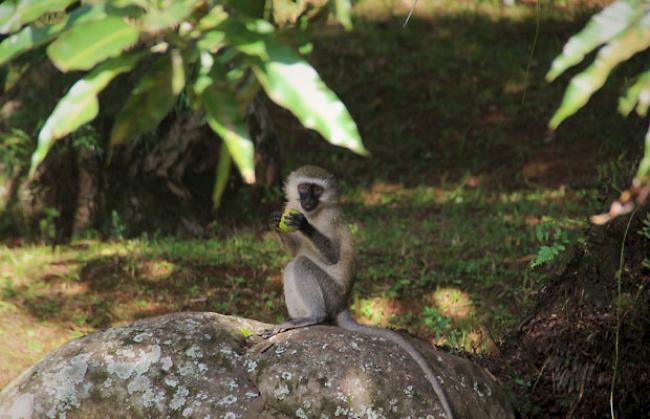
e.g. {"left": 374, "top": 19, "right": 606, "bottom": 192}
{"left": 487, "top": 207, "right": 650, "bottom": 418}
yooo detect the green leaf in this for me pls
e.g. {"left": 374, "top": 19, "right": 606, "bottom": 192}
{"left": 549, "top": 13, "right": 650, "bottom": 130}
{"left": 619, "top": 70, "right": 650, "bottom": 116}
{"left": 47, "top": 16, "right": 139, "bottom": 71}
{"left": 0, "top": 0, "right": 77, "bottom": 34}
{"left": 329, "top": 0, "right": 353, "bottom": 30}
{"left": 202, "top": 84, "right": 256, "bottom": 184}
{"left": 530, "top": 244, "right": 565, "bottom": 268}
{"left": 170, "top": 49, "right": 185, "bottom": 95}
{"left": 110, "top": 53, "right": 183, "bottom": 146}
{"left": 197, "top": 5, "right": 228, "bottom": 31}
{"left": 239, "top": 327, "right": 253, "bottom": 337}
{"left": 253, "top": 47, "right": 366, "bottom": 154}
{"left": 212, "top": 142, "right": 232, "bottom": 210}
{"left": 221, "top": 19, "right": 366, "bottom": 155}
{"left": 0, "top": 22, "right": 65, "bottom": 66}
{"left": 141, "top": 0, "right": 195, "bottom": 33}
{"left": 635, "top": 123, "right": 650, "bottom": 182}
{"left": 193, "top": 51, "right": 217, "bottom": 96}
{"left": 546, "top": 0, "right": 644, "bottom": 81}
{"left": 30, "top": 53, "right": 144, "bottom": 176}
{"left": 197, "top": 30, "right": 226, "bottom": 53}
{"left": 0, "top": 4, "right": 113, "bottom": 66}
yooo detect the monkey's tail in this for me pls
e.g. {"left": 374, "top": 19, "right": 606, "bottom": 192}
{"left": 335, "top": 310, "right": 455, "bottom": 419}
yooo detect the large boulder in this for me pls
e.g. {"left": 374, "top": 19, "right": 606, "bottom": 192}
{"left": 0, "top": 312, "right": 514, "bottom": 418}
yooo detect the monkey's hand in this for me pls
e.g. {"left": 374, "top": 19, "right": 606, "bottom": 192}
{"left": 278, "top": 209, "right": 305, "bottom": 233}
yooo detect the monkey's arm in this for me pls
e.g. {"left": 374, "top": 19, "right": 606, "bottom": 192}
{"left": 281, "top": 211, "right": 338, "bottom": 264}
{"left": 298, "top": 219, "right": 338, "bottom": 264}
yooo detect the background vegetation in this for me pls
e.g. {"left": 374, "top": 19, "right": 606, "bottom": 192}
{"left": 1, "top": 0, "right": 649, "bottom": 417}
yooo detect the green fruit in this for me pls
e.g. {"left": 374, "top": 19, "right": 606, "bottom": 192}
{"left": 279, "top": 209, "right": 301, "bottom": 233}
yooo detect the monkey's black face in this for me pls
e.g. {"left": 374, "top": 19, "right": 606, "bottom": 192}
{"left": 298, "top": 183, "right": 323, "bottom": 212}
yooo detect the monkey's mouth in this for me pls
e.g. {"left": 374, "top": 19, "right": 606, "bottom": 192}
{"left": 301, "top": 201, "right": 317, "bottom": 211}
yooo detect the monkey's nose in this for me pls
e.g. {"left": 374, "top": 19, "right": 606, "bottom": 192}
{"left": 302, "top": 200, "right": 316, "bottom": 211}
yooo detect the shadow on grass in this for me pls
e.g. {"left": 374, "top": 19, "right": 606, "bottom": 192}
{"left": 6, "top": 253, "right": 283, "bottom": 330}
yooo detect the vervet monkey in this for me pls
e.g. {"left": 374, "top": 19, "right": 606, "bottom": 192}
{"left": 261, "top": 165, "right": 455, "bottom": 419}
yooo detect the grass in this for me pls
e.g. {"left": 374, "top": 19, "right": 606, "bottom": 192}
{"left": 0, "top": 0, "right": 645, "bottom": 392}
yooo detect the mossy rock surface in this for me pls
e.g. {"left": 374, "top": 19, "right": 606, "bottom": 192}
{"left": 0, "top": 312, "right": 515, "bottom": 418}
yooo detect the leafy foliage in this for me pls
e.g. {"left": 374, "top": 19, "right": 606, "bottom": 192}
{"left": 548, "top": 0, "right": 650, "bottom": 216}
{"left": 530, "top": 220, "right": 577, "bottom": 268}
{"left": 0, "top": 0, "right": 365, "bottom": 208}
{"left": 422, "top": 306, "right": 452, "bottom": 339}
{"left": 0, "top": 129, "right": 31, "bottom": 173}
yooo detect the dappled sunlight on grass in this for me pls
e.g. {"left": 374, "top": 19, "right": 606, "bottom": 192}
{"left": 429, "top": 287, "right": 474, "bottom": 320}
{"left": 138, "top": 259, "right": 177, "bottom": 282}
{"left": 0, "top": 235, "right": 290, "bottom": 386}
{"left": 351, "top": 288, "right": 495, "bottom": 352}
{"left": 344, "top": 178, "right": 597, "bottom": 350}
{"left": 352, "top": 0, "right": 582, "bottom": 23}
{"left": 353, "top": 296, "right": 394, "bottom": 325}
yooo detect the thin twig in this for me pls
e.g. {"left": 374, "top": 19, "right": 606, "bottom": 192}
{"left": 403, "top": 0, "right": 419, "bottom": 28}
{"left": 522, "top": 0, "right": 541, "bottom": 104}
{"left": 609, "top": 208, "right": 637, "bottom": 419}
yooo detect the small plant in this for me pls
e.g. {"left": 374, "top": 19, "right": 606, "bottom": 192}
{"left": 1, "top": 277, "right": 17, "bottom": 299}
{"left": 530, "top": 219, "right": 576, "bottom": 269}
{"left": 110, "top": 210, "right": 127, "bottom": 239}
{"left": 39, "top": 207, "right": 60, "bottom": 243}
{"left": 0, "top": 128, "right": 31, "bottom": 172}
{"left": 387, "top": 278, "right": 412, "bottom": 298}
{"left": 422, "top": 306, "right": 451, "bottom": 339}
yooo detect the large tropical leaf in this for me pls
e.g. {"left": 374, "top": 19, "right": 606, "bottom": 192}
{"left": 0, "top": 0, "right": 77, "bottom": 34}
{"left": 110, "top": 53, "right": 184, "bottom": 147}
{"left": 31, "top": 53, "right": 144, "bottom": 176}
{"left": 637, "top": 126, "right": 650, "bottom": 181}
{"left": 212, "top": 142, "right": 233, "bottom": 210}
{"left": 546, "top": 0, "right": 644, "bottom": 81}
{"left": 47, "top": 15, "right": 139, "bottom": 71}
{"left": 330, "top": 0, "right": 353, "bottom": 30}
{"left": 0, "top": 4, "right": 114, "bottom": 66}
{"left": 0, "top": 22, "right": 65, "bottom": 66}
{"left": 220, "top": 19, "right": 367, "bottom": 155}
{"left": 549, "top": 13, "right": 650, "bottom": 129}
{"left": 202, "top": 84, "right": 256, "bottom": 184}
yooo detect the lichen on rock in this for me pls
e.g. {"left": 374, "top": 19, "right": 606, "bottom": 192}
{"left": 0, "top": 312, "right": 514, "bottom": 418}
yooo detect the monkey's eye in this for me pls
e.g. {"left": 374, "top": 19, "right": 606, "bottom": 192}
{"left": 312, "top": 185, "right": 323, "bottom": 196}
{"left": 298, "top": 184, "right": 310, "bottom": 194}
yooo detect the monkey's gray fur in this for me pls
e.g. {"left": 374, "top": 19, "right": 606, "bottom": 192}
{"left": 262, "top": 165, "right": 455, "bottom": 419}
